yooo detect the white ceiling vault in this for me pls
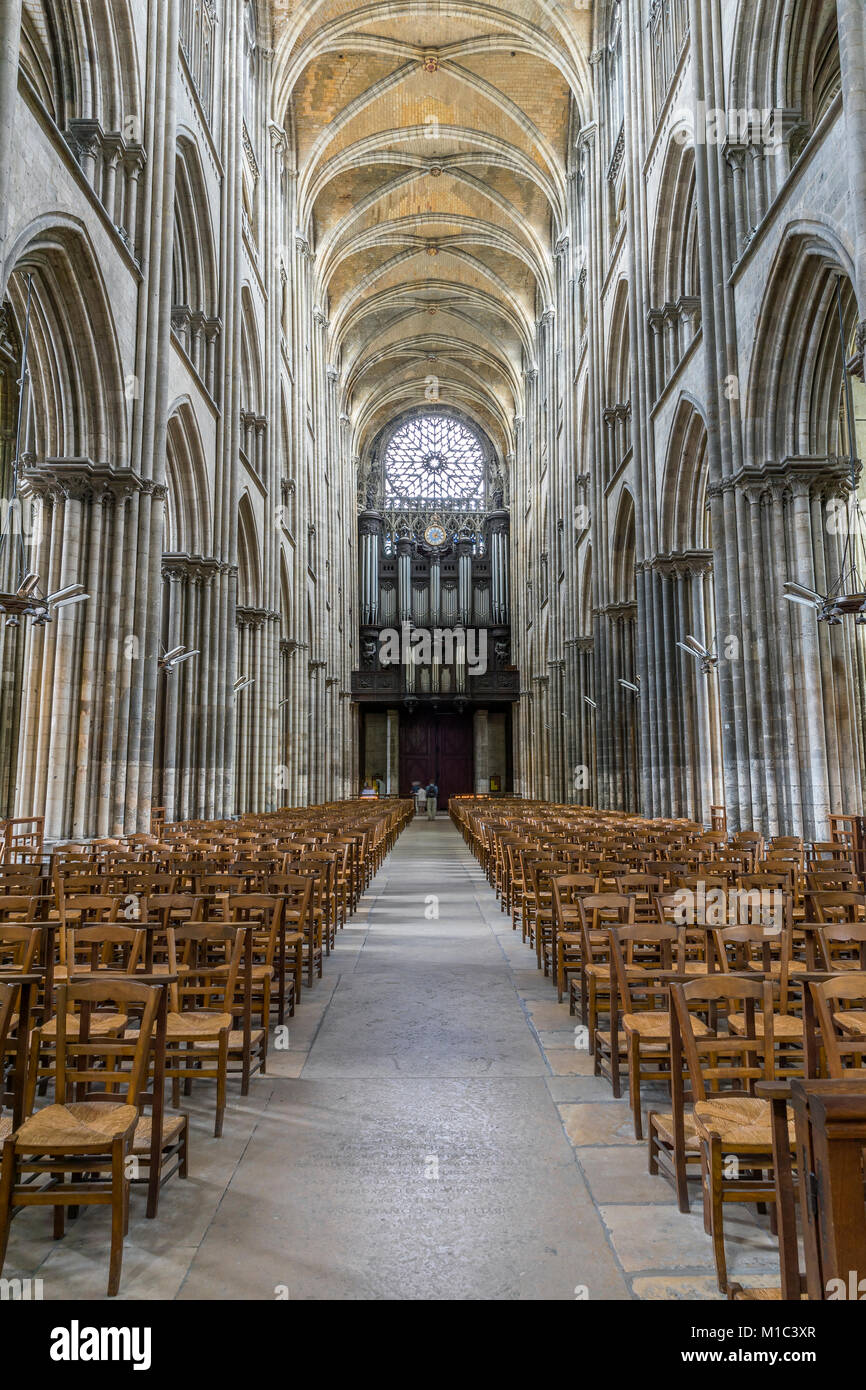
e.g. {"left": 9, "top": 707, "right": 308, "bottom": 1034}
{"left": 272, "top": 0, "right": 594, "bottom": 465}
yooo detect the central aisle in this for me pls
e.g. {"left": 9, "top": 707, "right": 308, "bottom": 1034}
{"left": 166, "top": 815, "right": 778, "bottom": 1300}
{"left": 182, "top": 815, "right": 631, "bottom": 1300}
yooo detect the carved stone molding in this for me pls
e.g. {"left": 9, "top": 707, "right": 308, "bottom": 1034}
{"left": 652, "top": 548, "right": 714, "bottom": 578}
{"left": 162, "top": 552, "right": 221, "bottom": 585}
{"left": 19, "top": 460, "right": 153, "bottom": 504}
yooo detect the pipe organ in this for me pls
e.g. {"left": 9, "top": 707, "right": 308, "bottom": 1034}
{"left": 352, "top": 503, "right": 519, "bottom": 708}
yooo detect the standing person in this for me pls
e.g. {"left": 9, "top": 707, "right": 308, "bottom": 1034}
{"left": 425, "top": 779, "right": 438, "bottom": 820}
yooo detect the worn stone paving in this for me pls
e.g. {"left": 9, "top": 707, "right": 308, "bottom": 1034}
{"left": 4, "top": 817, "right": 780, "bottom": 1300}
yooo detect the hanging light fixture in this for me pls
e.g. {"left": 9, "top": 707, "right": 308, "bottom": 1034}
{"left": 234, "top": 676, "right": 255, "bottom": 694}
{"left": 0, "top": 274, "right": 90, "bottom": 627}
{"left": 783, "top": 276, "right": 866, "bottom": 624}
{"left": 619, "top": 677, "right": 640, "bottom": 694}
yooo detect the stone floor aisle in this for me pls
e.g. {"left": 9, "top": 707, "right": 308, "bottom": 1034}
{"left": 5, "top": 816, "right": 780, "bottom": 1300}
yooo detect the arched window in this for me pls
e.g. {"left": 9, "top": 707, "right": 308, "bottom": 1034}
{"left": 180, "top": 0, "right": 218, "bottom": 124}
{"left": 383, "top": 415, "right": 486, "bottom": 505}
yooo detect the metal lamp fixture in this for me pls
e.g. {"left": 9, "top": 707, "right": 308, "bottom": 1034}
{"left": 159, "top": 644, "right": 199, "bottom": 675}
{"left": 677, "top": 634, "right": 718, "bottom": 673}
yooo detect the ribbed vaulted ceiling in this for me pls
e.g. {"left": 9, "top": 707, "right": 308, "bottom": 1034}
{"left": 274, "top": 0, "right": 593, "bottom": 463}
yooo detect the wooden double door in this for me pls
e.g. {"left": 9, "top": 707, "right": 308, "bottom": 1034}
{"left": 399, "top": 711, "right": 474, "bottom": 809}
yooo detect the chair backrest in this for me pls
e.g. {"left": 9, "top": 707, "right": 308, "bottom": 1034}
{"left": 217, "top": 894, "right": 283, "bottom": 963}
{"left": 269, "top": 873, "right": 314, "bottom": 931}
{"left": 712, "top": 923, "right": 792, "bottom": 1013}
{"left": 67, "top": 924, "right": 145, "bottom": 975}
{"left": 613, "top": 873, "right": 665, "bottom": 920}
{"left": 644, "top": 860, "right": 691, "bottom": 882}
{"left": 769, "top": 837, "right": 803, "bottom": 854}
{"left": 608, "top": 923, "right": 680, "bottom": 1014}
{"left": 670, "top": 974, "right": 776, "bottom": 1100}
{"left": 815, "top": 922, "right": 866, "bottom": 973}
{"left": 0, "top": 864, "right": 42, "bottom": 894}
{"left": 198, "top": 873, "right": 246, "bottom": 897}
{"left": 0, "top": 924, "right": 41, "bottom": 973}
{"left": 807, "top": 891, "right": 866, "bottom": 924}
{"left": 54, "top": 979, "right": 160, "bottom": 1105}
{"left": 810, "top": 973, "right": 866, "bottom": 1076}
{"left": 0, "top": 894, "right": 40, "bottom": 923}
{"left": 806, "top": 868, "right": 860, "bottom": 892}
{"left": 526, "top": 859, "right": 571, "bottom": 900}
{"left": 146, "top": 893, "right": 204, "bottom": 926}
{"left": 552, "top": 873, "right": 599, "bottom": 910}
{"left": 168, "top": 923, "right": 249, "bottom": 1014}
{"left": 811, "top": 842, "right": 854, "bottom": 868}
{"left": 577, "top": 893, "right": 635, "bottom": 923}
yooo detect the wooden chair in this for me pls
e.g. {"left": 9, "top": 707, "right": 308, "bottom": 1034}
{"left": 263, "top": 873, "right": 310, "bottom": 1007}
{"left": 0, "top": 983, "right": 19, "bottom": 1141}
{"left": 504, "top": 838, "right": 532, "bottom": 931}
{"left": 669, "top": 975, "right": 794, "bottom": 1291}
{"left": 214, "top": 893, "right": 284, "bottom": 1026}
{"left": 712, "top": 924, "right": 804, "bottom": 1076}
{"left": 810, "top": 973, "right": 866, "bottom": 1075}
{"left": 730, "top": 830, "right": 763, "bottom": 871}
{"left": 0, "top": 979, "right": 160, "bottom": 1296}
{"left": 0, "top": 894, "right": 41, "bottom": 924}
{"left": 603, "top": 922, "right": 693, "bottom": 1139}
{"left": 288, "top": 864, "right": 326, "bottom": 982}
{"left": 27, "top": 925, "right": 146, "bottom": 1097}
{"left": 814, "top": 921, "right": 866, "bottom": 974}
{"left": 526, "top": 858, "right": 570, "bottom": 974}
{"left": 305, "top": 852, "right": 339, "bottom": 952}
{"left": 54, "top": 893, "right": 128, "bottom": 979}
{"left": 575, "top": 894, "right": 635, "bottom": 1047}
{"left": 163, "top": 923, "right": 263, "bottom": 1136}
{"left": 553, "top": 873, "right": 598, "bottom": 1005}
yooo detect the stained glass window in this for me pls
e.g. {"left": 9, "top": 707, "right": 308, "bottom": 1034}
{"left": 383, "top": 415, "right": 485, "bottom": 504}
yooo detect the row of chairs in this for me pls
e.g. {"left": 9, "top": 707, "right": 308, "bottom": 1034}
{"left": 452, "top": 795, "right": 866, "bottom": 1298}
{"left": 0, "top": 797, "right": 414, "bottom": 1294}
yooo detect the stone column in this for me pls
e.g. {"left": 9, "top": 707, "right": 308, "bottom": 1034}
{"left": 0, "top": 0, "right": 23, "bottom": 282}
{"left": 473, "top": 708, "right": 489, "bottom": 793}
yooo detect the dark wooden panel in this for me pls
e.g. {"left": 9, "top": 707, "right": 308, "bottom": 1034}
{"left": 399, "top": 711, "right": 474, "bottom": 808}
